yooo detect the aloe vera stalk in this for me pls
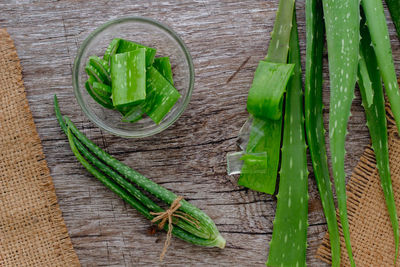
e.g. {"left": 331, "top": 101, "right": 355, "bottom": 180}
{"left": 322, "top": 0, "right": 359, "bottom": 265}
{"left": 236, "top": 0, "right": 295, "bottom": 194}
{"left": 63, "top": 116, "right": 223, "bottom": 243}
{"left": 267, "top": 13, "right": 308, "bottom": 267}
{"left": 111, "top": 48, "right": 146, "bottom": 107}
{"left": 362, "top": 0, "right": 400, "bottom": 134}
{"left": 103, "top": 38, "right": 120, "bottom": 65}
{"left": 92, "top": 82, "right": 111, "bottom": 98}
{"left": 305, "top": 0, "right": 341, "bottom": 265}
{"left": 116, "top": 38, "right": 157, "bottom": 66}
{"left": 385, "top": 0, "right": 400, "bottom": 40}
{"left": 358, "top": 18, "right": 399, "bottom": 263}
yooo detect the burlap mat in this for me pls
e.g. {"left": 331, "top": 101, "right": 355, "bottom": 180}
{"left": 316, "top": 100, "right": 400, "bottom": 265}
{"left": 0, "top": 29, "right": 80, "bottom": 266}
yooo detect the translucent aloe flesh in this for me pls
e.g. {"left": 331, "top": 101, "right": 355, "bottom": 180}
{"left": 305, "top": 0, "right": 341, "bottom": 265}
{"left": 322, "top": 0, "right": 359, "bottom": 265}
{"left": 362, "top": 0, "right": 400, "bottom": 134}
{"left": 153, "top": 57, "right": 174, "bottom": 85}
{"left": 237, "top": 0, "right": 295, "bottom": 195}
{"left": 111, "top": 48, "right": 146, "bottom": 107}
{"left": 267, "top": 13, "right": 308, "bottom": 267}
{"left": 358, "top": 17, "right": 400, "bottom": 264}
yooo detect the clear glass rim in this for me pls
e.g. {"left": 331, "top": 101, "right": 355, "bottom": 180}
{"left": 72, "top": 16, "right": 194, "bottom": 138}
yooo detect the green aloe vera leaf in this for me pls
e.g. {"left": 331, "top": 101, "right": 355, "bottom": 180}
{"left": 111, "top": 49, "right": 146, "bottom": 107}
{"left": 85, "top": 64, "right": 106, "bottom": 84}
{"left": 267, "top": 13, "right": 308, "bottom": 267}
{"left": 143, "top": 66, "right": 181, "bottom": 124}
{"left": 385, "top": 0, "right": 400, "bottom": 40}
{"left": 85, "top": 80, "right": 114, "bottom": 109}
{"left": 92, "top": 81, "right": 111, "bottom": 99}
{"left": 237, "top": 117, "right": 281, "bottom": 194}
{"left": 153, "top": 57, "right": 174, "bottom": 85}
{"left": 322, "top": 0, "right": 359, "bottom": 265}
{"left": 265, "top": 0, "right": 296, "bottom": 63}
{"left": 362, "top": 0, "right": 400, "bottom": 134}
{"left": 116, "top": 38, "right": 157, "bottom": 66}
{"left": 246, "top": 61, "right": 294, "bottom": 120}
{"left": 305, "top": 0, "right": 341, "bottom": 265}
{"left": 89, "top": 56, "right": 111, "bottom": 85}
{"left": 103, "top": 38, "right": 120, "bottom": 65}
{"left": 358, "top": 17, "right": 400, "bottom": 264}
{"left": 237, "top": 0, "right": 295, "bottom": 195}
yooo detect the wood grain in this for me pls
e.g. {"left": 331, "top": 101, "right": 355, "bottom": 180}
{"left": 1, "top": 0, "right": 399, "bottom": 266}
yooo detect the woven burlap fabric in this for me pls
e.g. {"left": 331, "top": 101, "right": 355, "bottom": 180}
{"left": 316, "top": 103, "right": 400, "bottom": 266}
{"left": 0, "top": 29, "right": 80, "bottom": 266}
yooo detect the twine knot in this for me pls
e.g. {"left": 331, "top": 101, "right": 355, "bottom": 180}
{"left": 150, "top": 196, "right": 200, "bottom": 261}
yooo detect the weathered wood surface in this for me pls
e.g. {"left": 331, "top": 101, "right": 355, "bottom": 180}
{"left": 1, "top": 0, "right": 399, "bottom": 266}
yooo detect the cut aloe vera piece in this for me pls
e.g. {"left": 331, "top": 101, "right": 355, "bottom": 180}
{"left": 85, "top": 64, "right": 106, "bottom": 84}
{"left": 103, "top": 38, "right": 120, "bottom": 65}
{"left": 144, "top": 66, "right": 181, "bottom": 124}
{"left": 85, "top": 80, "right": 113, "bottom": 109}
{"left": 116, "top": 39, "right": 157, "bottom": 66}
{"left": 153, "top": 57, "right": 174, "bottom": 85}
{"left": 111, "top": 48, "right": 146, "bottom": 107}
{"left": 89, "top": 56, "right": 111, "bottom": 85}
{"left": 226, "top": 151, "right": 268, "bottom": 175}
{"left": 121, "top": 103, "right": 145, "bottom": 123}
{"left": 246, "top": 61, "right": 294, "bottom": 120}
{"left": 92, "top": 81, "right": 111, "bottom": 98}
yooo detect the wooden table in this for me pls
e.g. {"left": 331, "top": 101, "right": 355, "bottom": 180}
{"left": 1, "top": 1, "right": 399, "bottom": 266}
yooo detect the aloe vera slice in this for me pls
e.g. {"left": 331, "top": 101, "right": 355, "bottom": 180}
{"left": 89, "top": 56, "right": 111, "bottom": 85}
{"left": 103, "top": 38, "right": 120, "bottom": 65}
{"left": 246, "top": 61, "right": 294, "bottom": 120}
{"left": 111, "top": 48, "right": 146, "bottom": 107}
{"left": 85, "top": 80, "right": 113, "bottom": 109}
{"left": 153, "top": 57, "right": 174, "bottom": 85}
{"left": 92, "top": 81, "right": 111, "bottom": 98}
{"left": 85, "top": 64, "right": 105, "bottom": 84}
{"left": 116, "top": 38, "right": 157, "bottom": 66}
{"left": 121, "top": 103, "right": 145, "bottom": 123}
{"left": 267, "top": 13, "right": 308, "bottom": 267}
{"left": 358, "top": 16, "right": 400, "bottom": 264}
{"left": 143, "top": 66, "right": 181, "bottom": 124}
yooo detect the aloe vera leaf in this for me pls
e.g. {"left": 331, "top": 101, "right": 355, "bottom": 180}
{"left": 143, "top": 66, "right": 181, "bottom": 124}
{"left": 103, "top": 38, "right": 120, "bottom": 65}
{"left": 265, "top": 0, "right": 295, "bottom": 63}
{"left": 89, "top": 56, "right": 111, "bottom": 85}
{"left": 92, "top": 81, "right": 111, "bottom": 98}
{"left": 305, "top": 0, "right": 341, "bottom": 265}
{"left": 358, "top": 17, "right": 400, "bottom": 263}
{"left": 267, "top": 13, "right": 308, "bottom": 267}
{"left": 362, "top": 0, "right": 400, "bottom": 134}
{"left": 237, "top": 117, "right": 282, "bottom": 194}
{"left": 85, "top": 80, "right": 114, "bottom": 109}
{"left": 116, "top": 38, "right": 157, "bottom": 66}
{"left": 111, "top": 48, "right": 146, "bottom": 107}
{"left": 85, "top": 64, "right": 105, "bottom": 84}
{"left": 64, "top": 116, "right": 224, "bottom": 243}
{"left": 237, "top": 0, "right": 295, "bottom": 194}
{"left": 385, "top": 0, "right": 400, "bottom": 40}
{"left": 246, "top": 62, "right": 294, "bottom": 120}
{"left": 121, "top": 103, "right": 144, "bottom": 123}
{"left": 153, "top": 57, "right": 174, "bottom": 85}
{"left": 322, "top": 0, "right": 359, "bottom": 265}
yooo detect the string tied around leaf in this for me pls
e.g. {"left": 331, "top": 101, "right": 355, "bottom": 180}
{"left": 150, "top": 196, "right": 200, "bottom": 261}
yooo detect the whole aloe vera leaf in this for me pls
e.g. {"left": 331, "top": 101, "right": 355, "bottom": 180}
{"left": 358, "top": 18, "right": 400, "bottom": 263}
{"left": 322, "top": 0, "right": 359, "bottom": 265}
{"left": 305, "top": 0, "right": 341, "bottom": 265}
{"left": 385, "top": 0, "right": 400, "bottom": 40}
{"left": 238, "top": 0, "right": 295, "bottom": 194}
{"left": 362, "top": 0, "right": 400, "bottom": 134}
{"left": 265, "top": 0, "right": 295, "bottom": 63}
{"left": 267, "top": 13, "right": 308, "bottom": 267}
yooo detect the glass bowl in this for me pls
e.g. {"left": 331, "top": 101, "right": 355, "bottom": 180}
{"left": 73, "top": 16, "right": 194, "bottom": 138}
